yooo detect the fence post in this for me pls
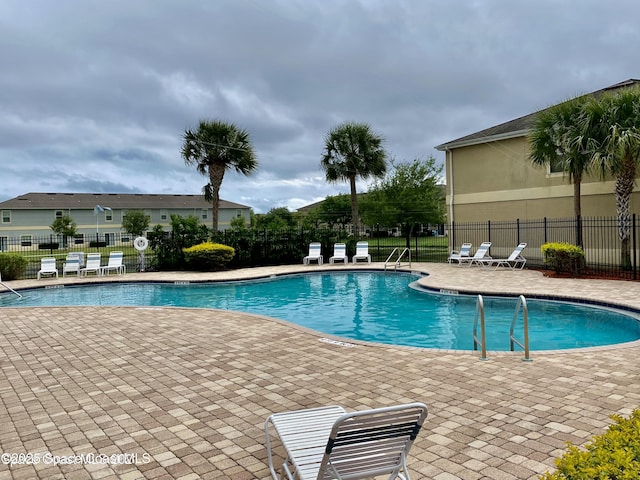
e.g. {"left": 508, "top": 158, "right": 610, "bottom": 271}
{"left": 516, "top": 218, "right": 520, "bottom": 244}
{"left": 543, "top": 217, "right": 548, "bottom": 244}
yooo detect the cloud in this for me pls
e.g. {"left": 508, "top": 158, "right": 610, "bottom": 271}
{"left": 1, "top": 0, "right": 638, "bottom": 212}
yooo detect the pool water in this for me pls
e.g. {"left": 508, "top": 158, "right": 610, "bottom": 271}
{"left": 2, "top": 271, "right": 640, "bottom": 351}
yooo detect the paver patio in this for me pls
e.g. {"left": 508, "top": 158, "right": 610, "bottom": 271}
{"left": 0, "top": 263, "right": 639, "bottom": 479}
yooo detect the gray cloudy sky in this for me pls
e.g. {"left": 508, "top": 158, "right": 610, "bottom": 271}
{"left": 1, "top": 1, "right": 639, "bottom": 213}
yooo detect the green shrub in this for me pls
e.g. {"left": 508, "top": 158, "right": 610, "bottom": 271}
{"left": 540, "top": 408, "right": 640, "bottom": 479}
{"left": 541, "top": 242, "right": 585, "bottom": 276}
{"left": 183, "top": 242, "right": 235, "bottom": 271}
{"left": 0, "top": 253, "right": 28, "bottom": 280}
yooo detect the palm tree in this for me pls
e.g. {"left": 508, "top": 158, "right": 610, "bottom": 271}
{"left": 182, "top": 120, "right": 257, "bottom": 232}
{"left": 321, "top": 122, "right": 388, "bottom": 230}
{"left": 529, "top": 97, "right": 592, "bottom": 222}
{"left": 585, "top": 87, "right": 640, "bottom": 268}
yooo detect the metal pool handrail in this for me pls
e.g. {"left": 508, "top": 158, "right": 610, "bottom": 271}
{"left": 0, "top": 273, "right": 22, "bottom": 299}
{"left": 473, "top": 295, "right": 487, "bottom": 360}
{"left": 510, "top": 295, "right": 531, "bottom": 361}
{"left": 384, "top": 247, "right": 411, "bottom": 271}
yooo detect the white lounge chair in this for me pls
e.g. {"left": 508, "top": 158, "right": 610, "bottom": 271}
{"left": 329, "top": 243, "right": 348, "bottom": 264}
{"left": 467, "top": 242, "right": 492, "bottom": 267}
{"left": 62, "top": 254, "right": 80, "bottom": 277}
{"left": 81, "top": 253, "right": 102, "bottom": 276}
{"left": 352, "top": 241, "right": 371, "bottom": 264}
{"left": 303, "top": 242, "right": 323, "bottom": 265}
{"left": 265, "top": 402, "right": 428, "bottom": 480}
{"left": 37, "top": 257, "right": 58, "bottom": 280}
{"left": 70, "top": 251, "right": 85, "bottom": 268}
{"left": 490, "top": 243, "right": 527, "bottom": 269}
{"left": 448, "top": 242, "right": 472, "bottom": 264}
{"left": 101, "top": 251, "right": 126, "bottom": 275}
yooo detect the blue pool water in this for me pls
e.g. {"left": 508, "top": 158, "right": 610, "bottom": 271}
{"left": 2, "top": 271, "right": 640, "bottom": 351}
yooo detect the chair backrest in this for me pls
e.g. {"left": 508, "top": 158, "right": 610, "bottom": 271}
{"left": 64, "top": 256, "right": 80, "bottom": 269}
{"left": 459, "top": 243, "right": 472, "bottom": 256}
{"left": 40, "top": 257, "right": 57, "bottom": 271}
{"left": 472, "top": 242, "right": 491, "bottom": 259}
{"left": 85, "top": 253, "right": 101, "bottom": 268}
{"left": 70, "top": 252, "right": 85, "bottom": 267}
{"left": 333, "top": 243, "right": 346, "bottom": 256}
{"left": 355, "top": 242, "right": 368, "bottom": 255}
{"left": 508, "top": 243, "right": 527, "bottom": 260}
{"left": 107, "top": 251, "right": 124, "bottom": 267}
{"left": 308, "top": 242, "right": 322, "bottom": 256}
{"left": 318, "top": 402, "right": 428, "bottom": 480}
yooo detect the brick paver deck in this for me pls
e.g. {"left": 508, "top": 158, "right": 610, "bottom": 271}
{"left": 1, "top": 264, "right": 639, "bottom": 479}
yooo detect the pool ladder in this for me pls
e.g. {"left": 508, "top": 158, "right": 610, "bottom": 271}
{"left": 473, "top": 294, "right": 531, "bottom": 361}
{"left": 384, "top": 248, "right": 411, "bottom": 271}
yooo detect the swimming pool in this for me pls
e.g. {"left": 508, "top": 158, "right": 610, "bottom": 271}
{"left": 2, "top": 271, "right": 640, "bottom": 351}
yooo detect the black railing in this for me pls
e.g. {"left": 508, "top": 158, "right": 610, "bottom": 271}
{"left": 1, "top": 215, "right": 639, "bottom": 280}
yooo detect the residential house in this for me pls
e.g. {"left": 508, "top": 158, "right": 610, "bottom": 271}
{"left": 436, "top": 79, "right": 640, "bottom": 224}
{"left": 0, "top": 192, "right": 251, "bottom": 251}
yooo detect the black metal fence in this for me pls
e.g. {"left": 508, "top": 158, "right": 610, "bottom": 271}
{"left": 449, "top": 215, "right": 640, "bottom": 280}
{"left": 2, "top": 214, "right": 639, "bottom": 280}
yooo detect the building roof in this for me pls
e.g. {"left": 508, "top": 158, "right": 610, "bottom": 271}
{"left": 436, "top": 78, "right": 640, "bottom": 151}
{"left": 0, "top": 192, "right": 251, "bottom": 210}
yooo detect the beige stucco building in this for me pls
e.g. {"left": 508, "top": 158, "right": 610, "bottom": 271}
{"left": 436, "top": 79, "right": 640, "bottom": 224}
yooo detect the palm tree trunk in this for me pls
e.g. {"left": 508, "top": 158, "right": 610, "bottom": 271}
{"left": 615, "top": 156, "right": 636, "bottom": 269}
{"left": 349, "top": 174, "right": 359, "bottom": 232}
{"left": 208, "top": 164, "right": 226, "bottom": 232}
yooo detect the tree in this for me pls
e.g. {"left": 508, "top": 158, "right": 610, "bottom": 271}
{"left": 585, "top": 87, "right": 640, "bottom": 268}
{"left": 321, "top": 122, "right": 387, "bottom": 230}
{"left": 121, "top": 210, "right": 150, "bottom": 237}
{"left": 182, "top": 120, "right": 258, "bottom": 232}
{"left": 360, "top": 157, "right": 445, "bottom": 247}
{"left": 316, "top": 194, "right": 352, "bottom": 229}
{"left": 50, "top": 214, "right": 77, "bottom": 247}
{"left": 529, "top": 96, "right": 592, "bottom": 221}
{"left": 255, "top": 207, "right": 296, "bottom": 230}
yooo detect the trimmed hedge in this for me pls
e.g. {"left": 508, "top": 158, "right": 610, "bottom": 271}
{"left": 182, "top": 242, "right": 235, "bottom": 271}
{"left": 541, "top": 242, "right": 585, "bottom": 276}
{"left": 541, "top": 408, "right": 640, "bottom": 479}
{"left": 0, "top": 253, "right": 28, "bottom": 280}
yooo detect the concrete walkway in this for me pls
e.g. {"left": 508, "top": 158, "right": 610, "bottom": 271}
{"left": 0, "top": 264, "right": 639, "bottom": 479}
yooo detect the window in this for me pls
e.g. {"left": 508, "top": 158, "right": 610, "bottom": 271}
{"left": 236, "top": 209, "right": 243, "bottom": 218}
{"left": 201, "top": 209, "right": 208, "bottom": 220}
{"left": 55, "top": 210, "right": 63, "bottom": 219}
{"left": 20, "top": 235, "right": 32, "bottom": 247}
{"left": 160, "top": 209, "right": 168, "bottom": 221}
{"left": 105, "top": 210, "right": 113, "bottom": 222}
{"left": 549, "top": 157, "right": 564, "bottom": 174}
{"left": 1, "top": 210, "right": 10, "bottom": 224}
{"left": 0, "top": 236, "right": 7, "bottom": 252}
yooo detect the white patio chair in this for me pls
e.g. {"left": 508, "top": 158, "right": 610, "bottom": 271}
{"left": 101, "top": 251, "right": 126, "bottom": 275}
{"left": 81, "top": 253, "right": 102, "bottom": 276}
{"left": 490, "top": 243, "right": 527, "bottom": 270}
{"left": 303, "top": 242, "right": 323, "bottom": 265}
{"left": 448, "top": 242, "right": 472, "bottom": 264}
{"left": 466, "top": 242, "right": 492, "bottom": 267}
{"left": 265, "top": 402, "right": 428, "bottom": 480}
{"left": 62, "top": 254, "right": 80, "bottom": 277}
{"left": 352, "top": 241, "right": 371, "bottom": 264}
{"left": 329, "top": 243, "right": 348, "bottom": 264}
{"left": 37, "top": 257, "right": 58, "bottom": 280}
